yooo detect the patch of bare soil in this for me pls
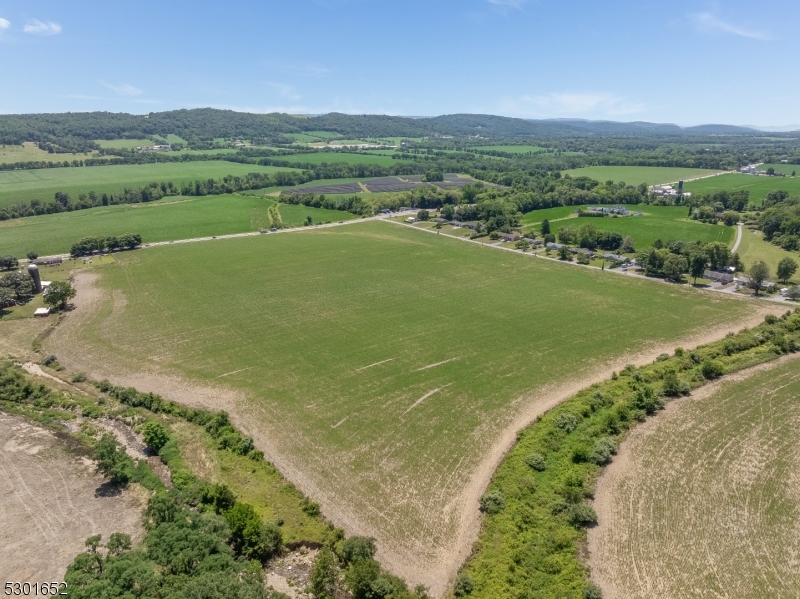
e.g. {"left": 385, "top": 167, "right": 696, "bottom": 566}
{"left": 0, "top": 413, "right": 146, "bottom": 581}
{"left": 587, "top": 354, "right": 800, "bottom": 599}
{"left": 46, "top": 269, "right": 782, "bottom": 596}
{"left": 265, "top": 548, "right": 319, "bottom": 599}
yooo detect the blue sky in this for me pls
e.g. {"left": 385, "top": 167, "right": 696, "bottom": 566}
{"left": 0, "top": 0, "right": 797, "bottom": 127}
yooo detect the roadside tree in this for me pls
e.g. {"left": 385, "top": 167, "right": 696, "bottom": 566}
{"left": 690, "top": 253, "right": 707, "bottom": 284}
{"left": 748, "top": 261, "right": 770, "bottom": 296}
{"left": 776, "top": 257, "right": 798, "bottom": 284}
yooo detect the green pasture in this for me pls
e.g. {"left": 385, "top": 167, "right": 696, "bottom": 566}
{"left": 473, "top": 145, "right": 548, "bottom": 154}
{"left": 0, "top": 194, "right": 357, "bottom": 257}
{"left": 57, "top": 221, "right": 757, "bottom": 570}
{"left": 562, "top": 166, "right": 723, "bottom": 186}
{"left": 684, "top": 172, "right": 800, "bottom": 205}
{"left": 758, "top": 163, "right": 796, "bottom": 177}
{"left": 276, "top": 203, "right": 356, "bottom": 226}
{"left": 549, "top": 206, "right": 734, "bottom": 250}
{"left": 0, "top": 161, "right": 300, "bottom": 209}
{"left": 736, "top": 228, "right": 799, "bottom": 281}
{"left": 0, "top": 142, "right": 96, "bottom": 164}
{"left": 94, "top": 138, "right": 152, "bottom": 149}
{"left": 520, "top": 205, "right": 580, "bottom": 227}
{"left": 276, "top": 151, "right": 396, "bottom": 167}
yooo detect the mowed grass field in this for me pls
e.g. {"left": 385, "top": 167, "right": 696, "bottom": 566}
{"left": 547, "top": 205, "right": 735, "bottom": 249}
{"left": 736, "top": 228, "right": 800, "bottom": 280}
{"left": 48, "top": 220, "right": 758, "bottom": 592}
{"left": 588, "top": 357, "right": 800, "bottom": 599}
{"left": 684, "top": 172, "right": 800, "bottom": 205}
{"left": 0, "top": 194, "right": 357, "bottom": 257}
{"left": 562, "top": 166, "right": 723, "bottom": 186}
{"left": 473, "top": 145, "right": 548, "bottom": 153}
{"left": 0, "top": 161, "right": 300, "bottom": 209}
{"left": 0, "top": 142, "right": 97, "bottom": 164}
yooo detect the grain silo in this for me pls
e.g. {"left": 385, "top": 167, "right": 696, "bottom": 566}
{"left": 28, "top": 264, "right": 43, "bottom": 294}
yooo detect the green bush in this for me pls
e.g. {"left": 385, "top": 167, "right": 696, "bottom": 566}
{"left": 525, "top": 453, "right": 546, "bottom": 471}
{"left": 589, "top": 437, "right": 617, "bottom": 465}
{"left": 479, "top": 490, "right": 505, "bottom": 515}
{"left": 583, "top": 583, "right": 603, "bottom": 599}
{"left": 701, "top": 359, "right": 724, "bottom": 379}
{"left": 341, "top": 536, "right": 377, "bottom": 564}
{"left": 567, "top": 503, "right": 598, "bottom": 527}
{"left": 453, "top": 573, "right": 473, "bottom": 596}
{"left": 142, "top": 421, "right": 170, "bottom": 452}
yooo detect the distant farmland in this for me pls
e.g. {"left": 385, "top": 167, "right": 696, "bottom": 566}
{"left": 684, "top": 172, "right": 800, "bottom": 205}
{"left": 547, "top": 205, "right": 735, "bottom": 249}
{"left": 48, "top": 221, "right": 758, "bottom": 595}
{"left": 275, "top": 151, "right": 397, "bottom": 167}
{"left": 0, "top": 194, "right": 356, "bottom": 257}
{"left": 589, "top": 356, "right": 800, "bottom": 599}
{"left": 0, "top": 161, "right": 300, "bottom": 209}
{"left": 562, "top": 166, "right": 723, "bottom": 186}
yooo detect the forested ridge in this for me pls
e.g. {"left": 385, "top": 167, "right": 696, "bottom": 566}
{"left": 1, "top": 109, "right": 797, "bottom": 153}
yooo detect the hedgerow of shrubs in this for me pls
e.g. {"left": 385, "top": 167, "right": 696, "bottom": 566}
{"left": 459, "top": 309, "right": 800, "bottom": 598}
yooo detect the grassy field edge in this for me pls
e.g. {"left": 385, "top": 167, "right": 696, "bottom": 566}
{"left": 456, "top": 308, "right": 800, "bottom": 599}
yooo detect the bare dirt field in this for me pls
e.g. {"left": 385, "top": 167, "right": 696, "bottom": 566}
{"left": 588, "top": 355, "right": 800, "bottom": 599}
{"left": 0, "top": 413, "right": 146, "bottom": 581}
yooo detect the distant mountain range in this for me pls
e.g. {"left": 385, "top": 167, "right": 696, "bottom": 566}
{"left": 0, "top": 109, "right": 796, "bottom": 149}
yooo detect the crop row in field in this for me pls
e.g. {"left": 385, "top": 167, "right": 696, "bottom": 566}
{"left": 0, "top": 195, "right": 356, "bottom": 257}
{"left": 47, "top": 220, "right": 758, "bottom": 594}
{"left": 589, "top": 355, "right": 800, "bottom": 599}
{"left": 0, "top": 161, "right": 301, "bottom": 209}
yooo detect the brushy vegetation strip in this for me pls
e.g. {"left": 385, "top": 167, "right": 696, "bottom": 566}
{"left": 0, "top": 364, "right": 431, "bottom": 599}
{"left": 457, "top": 309, "right": 800, "bottom": 599}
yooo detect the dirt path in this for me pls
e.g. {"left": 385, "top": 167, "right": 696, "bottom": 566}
{"left": 0, "top": 413, "right": 146, "bottom": 581}
{"left": 731, "top": 223, "right": 743, "bottom": 253}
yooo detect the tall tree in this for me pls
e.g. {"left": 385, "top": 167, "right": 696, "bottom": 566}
{"left": 748, "top": 261, "right": 770, "bottom": 296}
{"left": 776, "top": 257, "right": 798, "bottom": 284}
{"left": 690, "top": 253, "right": 707, "bottom": 285}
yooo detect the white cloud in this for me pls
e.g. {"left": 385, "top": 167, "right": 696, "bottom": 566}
{"left": 23, "top": 20, "right": 62, "bottom": 35}
{"left": 498, "top": 92, "right": 647, "bottom": 118}
{"left": 0, "top": 18, "right": 10, "bottom": 30}
{"left": 102, "top": 82, "right": 143, "bottom": 96}
{"left": 689, "top": 12, "right": 770, "bottom": 40}
{"left": 270, "top": 83, "right": 302, "bottom": 101}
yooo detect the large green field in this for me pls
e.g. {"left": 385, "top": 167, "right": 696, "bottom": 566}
{"left": 684, "top": 172, "right": 800, "bottom": 205}
{"left": 0, "top": 142, "right": 96, "bottom": 164}
{"left": 48, "top": 220, "right": 758, "bottom": 594}
{"left": 589, "top": 356, "right": 800, "bottom": 599}
{"left": 473, "top": 145, "right": 548, "bottom": 154}
{"left": 545, "top": 205, "right": 734, "bottom": 250}
{"left": 562, "top": 166, "right": 723, "bottom": 186}
{"left": 276, "top": 151, "right": 397, "bottom": 167}
{"left": 0, "top": 161, "right": 300, "bottom": 209}
{"left": 0, "top": 194, "right": 357, "bottom": 257}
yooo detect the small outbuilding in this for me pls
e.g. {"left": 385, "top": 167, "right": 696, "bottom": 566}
{"left": 34, "top": 307, "right": 51, "bottom": 317}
